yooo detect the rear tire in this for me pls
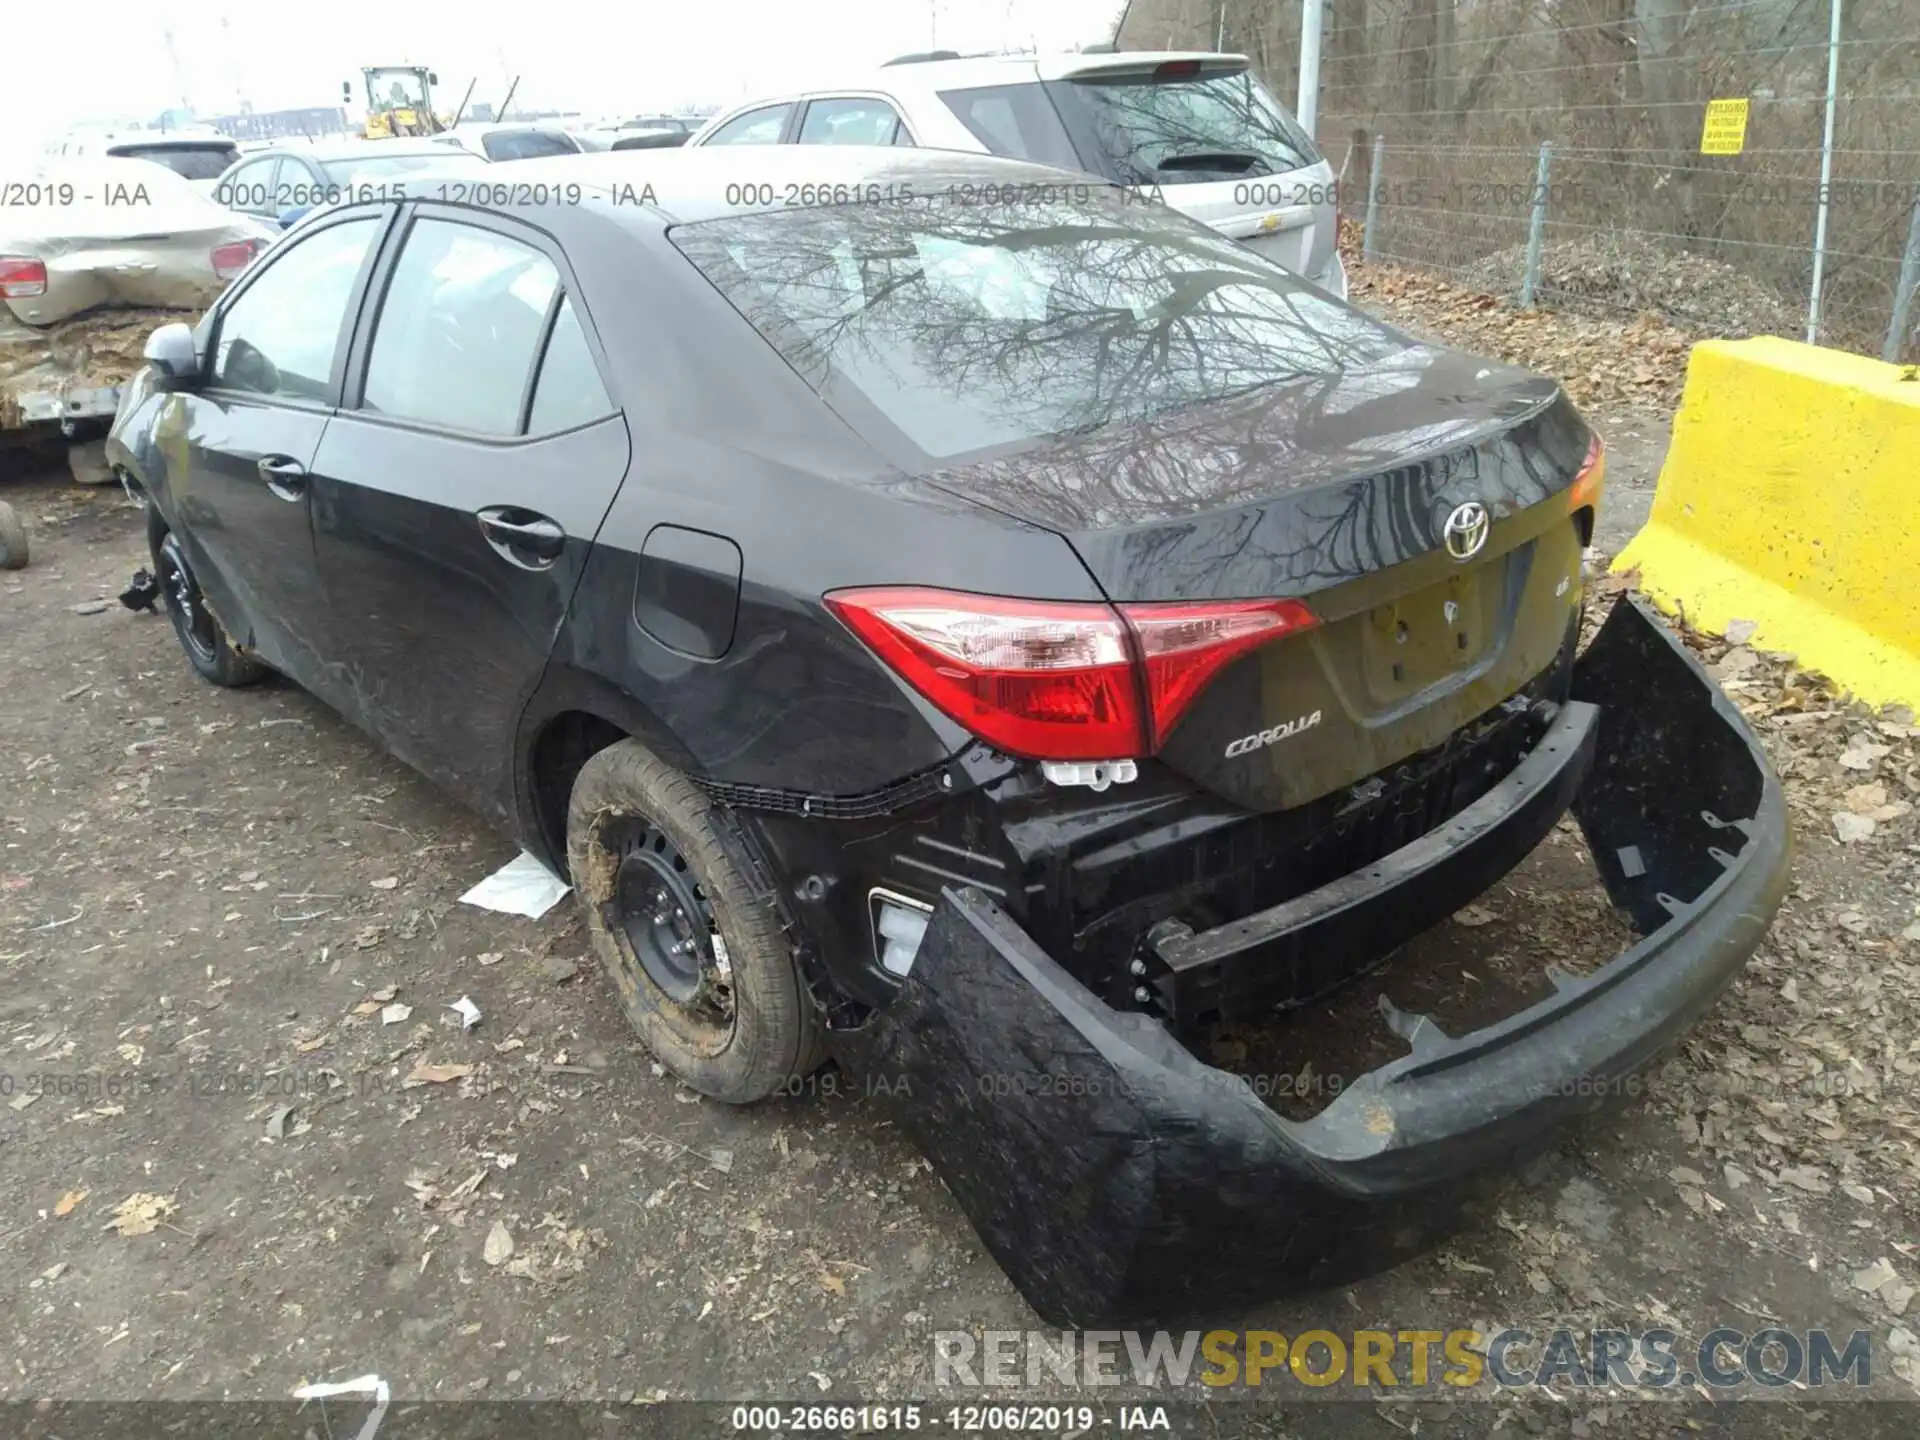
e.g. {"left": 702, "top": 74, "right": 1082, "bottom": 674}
{"left": 567, "top": 738, "right": 825, "bottom": 1103}
{"left": 153, "top": 528, "right": 266, "bottom": 687}
{"left": 0, "top": 501, "right": 27, "bottom": 570}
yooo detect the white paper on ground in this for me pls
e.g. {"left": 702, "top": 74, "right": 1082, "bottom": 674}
{"left": 458, "top": 851, "right": 571, "bottom": 919}
{"left": 291, "top": 1374, "right": 389, "bottom": 1440}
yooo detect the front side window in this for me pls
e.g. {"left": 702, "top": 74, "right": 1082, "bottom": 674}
{"left": 797, "top": 98, "right": 905, "bottom": 147}
{"left": 701, "top": 104, "right": 792, "bottom": 147}
{"left": 361, "top": 218, "right": 559, "bottom": 435}
{"left": 213, "top": 216, "right": 381, "bottom": 400}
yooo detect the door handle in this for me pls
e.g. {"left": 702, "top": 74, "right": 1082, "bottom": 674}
{"left": 476, "top": 507, "right": 566, "bottom": 566}
{"left": 256, "top": 454, "right": 307, "bottom": 501}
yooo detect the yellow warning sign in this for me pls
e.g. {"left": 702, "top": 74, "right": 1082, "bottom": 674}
{"left": 1701, "top": 98, "right": 1750, "bottom": 155}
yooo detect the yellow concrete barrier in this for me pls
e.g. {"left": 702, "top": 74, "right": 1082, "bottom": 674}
{"left": 1614, "top": 336, "right": 1920, "bottom": 710}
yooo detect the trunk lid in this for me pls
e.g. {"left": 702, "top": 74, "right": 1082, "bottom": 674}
{"left": 927, "top": 345, "right": 1597, "bottom": 811}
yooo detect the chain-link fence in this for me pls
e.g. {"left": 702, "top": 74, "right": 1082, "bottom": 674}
{"left": 1120, "top": 0, "right": 1920, "bottom": 361}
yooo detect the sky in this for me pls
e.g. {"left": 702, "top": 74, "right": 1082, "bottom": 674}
{"left": 6, "top": 0, "right": 1132, "bottom": 141}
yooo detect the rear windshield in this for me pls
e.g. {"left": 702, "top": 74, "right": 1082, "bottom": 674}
{"left": 670, "top": 190, "right": 1397, "bottom": 462}
{"left": 482, "top": 130, "right": 578, "bottom": 161}
{"left": 943, "top": 69, "right": 1321, "bottom": 187}
{"left": 320, "top": 152, "right": 485, "bottom": 186}
{"left": 109, "top": 143, "right": 236, "bottom": 181}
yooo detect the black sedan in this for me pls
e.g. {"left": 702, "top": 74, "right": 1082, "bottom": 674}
{"left": 108, "top": 146, "right": 1788, "bottom": 1325}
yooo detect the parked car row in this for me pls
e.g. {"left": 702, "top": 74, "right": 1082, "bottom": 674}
{"left": 684, "top": 49, "right": 1347, "bottom": 298}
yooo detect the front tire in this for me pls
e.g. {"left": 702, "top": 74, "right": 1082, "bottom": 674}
{"left": 567, "top": 739, "right": 824, "bottom": 1103}
{"left": 153, "top": 529, "right": 265, "bottom": 687}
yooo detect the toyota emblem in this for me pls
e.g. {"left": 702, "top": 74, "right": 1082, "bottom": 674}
{"left": 1442, "top": 502, "right": 1490, "bottom": 561}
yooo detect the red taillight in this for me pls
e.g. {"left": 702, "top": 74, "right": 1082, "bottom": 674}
{"left": 1568, "top": 434, "right": 1605, "bottom": 515}
{"left": 1153, "top": 59, "right": 1204, "bottom": 80}
{"left": 1123, "top": 598, "right": 1319, "bottom": 749}
{"left": 211, "top": 239, "right": 262, "bottom": 282}
{"left": 825, "top": 587, "right": 1319, "bottom": 761}
{"left": 825, "top": 588, "right": 1142, "bottom": 760}
{"left": 0, "top": 256, "right": 48, "bottom": 299}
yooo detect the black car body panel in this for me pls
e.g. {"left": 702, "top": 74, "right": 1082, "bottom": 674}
{"left": 104, "top": 147, "right": 1787, "bottom": 1321}
{"left": 836, "top": 599, "right": 1792, "bottom": 1325}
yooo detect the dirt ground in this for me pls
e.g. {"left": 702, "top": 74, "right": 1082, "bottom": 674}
{"left": 2, "top": 357, "right": 1917, "bottom": 1435}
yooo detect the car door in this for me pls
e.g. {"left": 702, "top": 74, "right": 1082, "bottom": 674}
{"left": 171, "top": 209, "right": 389, "bottom": 686}
{"left": 307, "top": 207, "right": 631, "bottom": 827}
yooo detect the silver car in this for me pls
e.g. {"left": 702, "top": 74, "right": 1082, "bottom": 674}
{"left": 688, "top": 50, "right": 1346, "bottom": 299}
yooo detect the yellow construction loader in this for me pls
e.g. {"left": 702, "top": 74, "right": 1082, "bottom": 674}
{"left": 346, "top": 66, "right": 451, "bottom": 139}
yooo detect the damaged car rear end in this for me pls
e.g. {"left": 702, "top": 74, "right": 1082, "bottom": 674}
{"left": 669, "top": 176, "right": 1790, "bottom": 1324}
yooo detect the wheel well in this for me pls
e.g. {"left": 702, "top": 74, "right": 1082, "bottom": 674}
{"left": 529, "top": 710, "right": 629, "bottom": 864}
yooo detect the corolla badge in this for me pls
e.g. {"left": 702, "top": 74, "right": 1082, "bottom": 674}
{"left": 1224, "top": 709, "right": 1323, "bottom": 759}
{"left": 1442, "top": 501, "right": 1490, "bottom": 561}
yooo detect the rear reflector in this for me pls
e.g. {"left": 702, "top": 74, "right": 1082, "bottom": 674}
{"left": 1568, "top": 434, "right": 1605, "bottom": 515}
{"left": 825, "top": 587, "right": 1318, "bottom": 762}
{"left": 211, "top": 239, "right": 263, "bottom": 282}
{"left": 0, "top": 256, "right": 48, "bottom": 299}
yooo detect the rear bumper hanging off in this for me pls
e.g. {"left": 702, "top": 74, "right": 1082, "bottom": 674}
{"left": 834, "top": 598, "right": 1791, "bottom": 1326}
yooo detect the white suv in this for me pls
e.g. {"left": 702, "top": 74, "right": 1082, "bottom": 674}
{"left": 686, "top": 50, "right": 1347, "bottom": 300}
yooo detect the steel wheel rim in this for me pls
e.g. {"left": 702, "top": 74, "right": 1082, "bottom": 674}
{"left": 601, "top": 818, "right": 734, "bottom": 1026}
{"left": 159, "top": 537, "right": 218, "bottom": 664}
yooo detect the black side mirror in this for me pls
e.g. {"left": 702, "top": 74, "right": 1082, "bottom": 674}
{"left": 342, "top": 80, "right": 352, "bottom": 101}
{"left": 143, "top": 323, "right": 202, "bottom": 389}
{"left": 428, "top": 71, "right": 439, "bottom": 85}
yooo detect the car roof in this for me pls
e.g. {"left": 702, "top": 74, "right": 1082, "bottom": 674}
{"left": 106, "top": 134, "right": 238, "bottom": 150}
{"left": 400, "top": 144, "right": 1112, "bottom": 225}
{"left": 251, "top": 139, "right": 460, "bottom": 162}
{"left": 708, "top": 49, "right": 1250, "bottom": 112}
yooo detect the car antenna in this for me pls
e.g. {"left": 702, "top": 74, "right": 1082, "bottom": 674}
{"left": 498, "top": 74, "right": 522, "bottom": 123}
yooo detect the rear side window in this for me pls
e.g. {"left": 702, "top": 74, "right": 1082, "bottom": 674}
{"left": 526, "top": 298, "right": 614, "bottom": 434}
{"left": 482, "top": 129, "right": 579, "bottom": 161}
{"left": 213, "top": 217, "right": 381, "bottom": 401}
{"left": 361, "top": 218, "right": 559, "bottom": 436}
{"left": 937, "top": 85, "right": 1081, "bottom": 170}
{"left": 112, "top": 143, "right": 237, "bottom": 181}
{"left": 702, "top": 104, "right": 792, "bottom": 146}
{"left": 797, "top": 98, "right": 905, "bottom": 146}
{"left": 1046, "top": 68, "right": 1322, "bottom": 185}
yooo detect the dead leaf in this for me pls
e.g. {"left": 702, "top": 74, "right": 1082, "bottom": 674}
{"left": 371, "top": 877, "right": 399, "bottom": 890}
{"left": 1453, "top": 904, "right": 1499, "bottom": 928}
{"left": 104, "top": 1192, "right": 177, "bottom": 1237}
{"left": 1854, "top": 1258, "right": 1900, "bottom": 1294}
{"left": 380, "top": 1002, "right": 413, "bottom": 1025}
{"left": 406, "top": 1060, "right": 473, "bottom": 1087}
{"left": 482, "top": 1220, "right": 514, "bottom": 1266}
{"left": 1845, "top": 782, "right": 1889, "bottom": 814}
{"left": 1833, "top": 812, "right": 1876, "bottom": 843}
{"left": 54, "top": 1188, "right": 89, "bottom": 1217}
{"left": 370, "top": 985, "right": 398, "bottom": 1002}
{"left": 821, "top": 1272, "right": 846, "bottom": 1296}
